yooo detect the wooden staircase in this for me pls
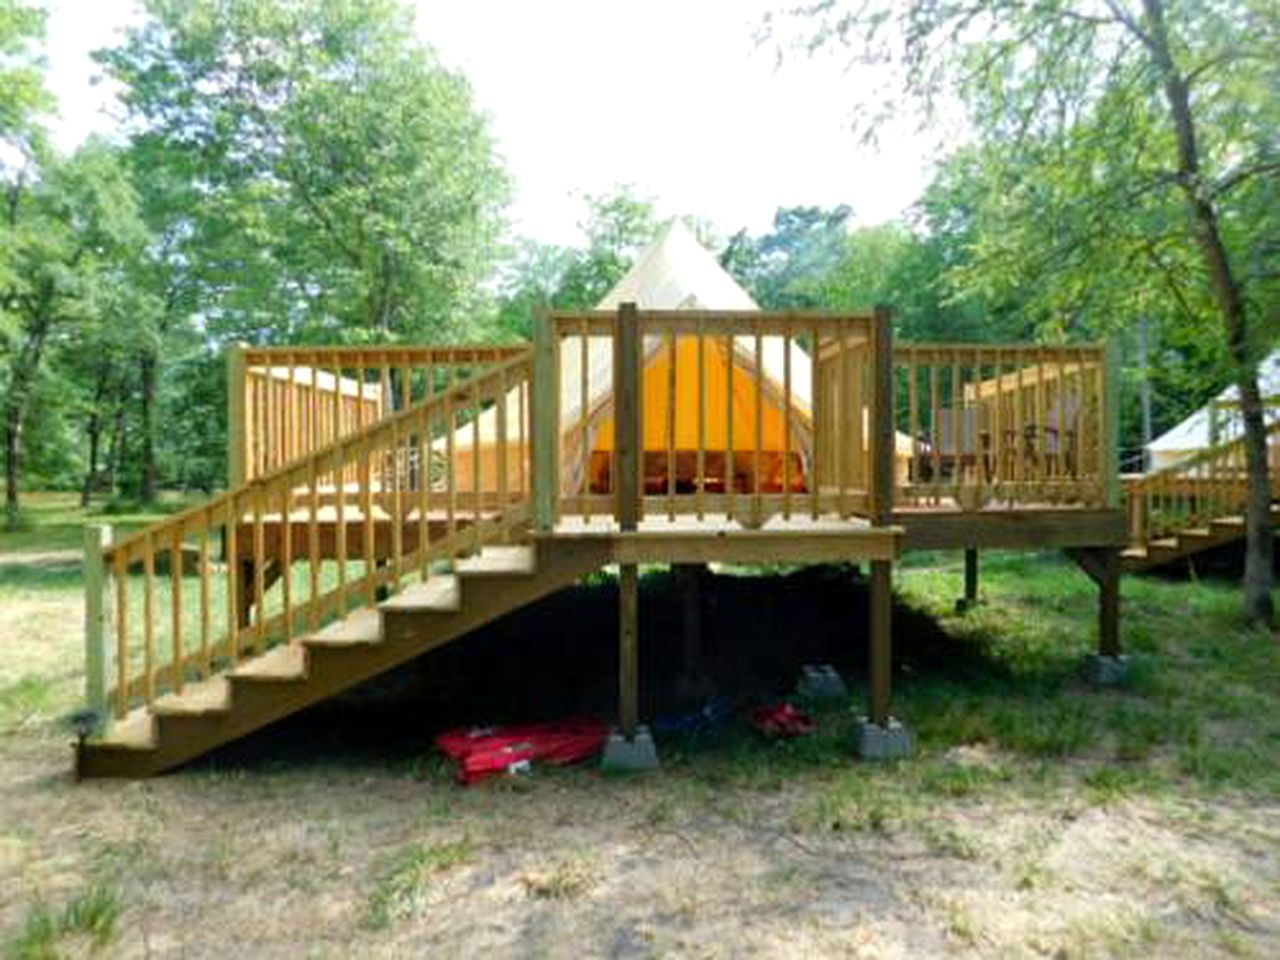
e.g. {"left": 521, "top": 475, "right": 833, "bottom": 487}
{"left": 1121, "top": 420, "right": 1279, "bottom": 573}
{"left": 77, "top": 538, "right": 610, "bottom": 777}
{"left": 1121, "top": 506, "right": 1280, "bottom": 573}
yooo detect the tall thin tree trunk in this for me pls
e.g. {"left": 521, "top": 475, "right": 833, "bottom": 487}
{"left": 81, "top": 368, "right": 108, "bottom": 508}
{"left": 3, "top": 316, "right": 50, "bottom": 529}
{"left": 1142, "top": 0, "right": 1273, "bottom": 623}
{"left": 139, "top": 349, "right": 158, "bottom": 504}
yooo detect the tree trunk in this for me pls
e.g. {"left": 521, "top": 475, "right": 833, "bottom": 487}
{"left": 3, "top": 320, "right": 50, "bottom": 529}
{"left": 80, "top": 366, "right": 108, "bottom": 506}
{"left": 139, "top": 349, "right": 158, "bottom": 504}
{"left": 104, "top": 377, "right": 128, "bottom": 497}
{"left": 1142, "top": 0, "right": 1274, "bottom": 623}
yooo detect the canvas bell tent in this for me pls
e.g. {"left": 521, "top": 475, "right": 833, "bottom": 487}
{"left": 440, "top": 220, "right": 909, "bottom": 501}
{"left": 1145, "top": 349, "right": 1280, "bottom": 471}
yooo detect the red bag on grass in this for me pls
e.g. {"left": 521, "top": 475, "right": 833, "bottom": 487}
{"left": 750, "top": 703, "right": 816, "bottom": 738}
{"left": 435, "top": 717, "right": 610, "bottom": 785}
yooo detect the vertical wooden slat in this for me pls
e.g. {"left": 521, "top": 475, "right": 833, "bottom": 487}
{"left": 307, "top": 453, "right": 320, "bottom": 630}
{"left": 226, "top": 495, "right": 240, "bottom": 662}
{"left": 280, "top": 482, "right": 293, "bottom": 642}
{"left": 580, "top": 318, "right": 590, "bottom": 521}
{"left": 753, "top": 321, "right": 763, "bottom": 520}
{"left": 114, "top": 550, "right": 128, "bottom": 718}
{"left": 834, "top": 321, "right": 846, "bottom": 516}
{"left": 170, "top": 524, "right": 184, "bottom": 694}
{"left": 667, "top": 327, "right": 678, "bottom": 521}
{"left": 361, "top": 434, "right": 375, "bottom": 605}
{"left": 907, "top": 354, "right": 919, "bottom": 497}
{"left": 517, "top": 369, "right": 527, "bottom": 495}
{"left": 252, "top": 484, "right": 265, "bottom": 651}
{"left": 1104, "top": 339, "right": 1121, "bottom": 508}
{"left": 445, "top": 387, "right": 457, "bottom": 565}
{"left": 725, "top": 332, "right": 735, "bottom": 520}
{"left": 930, "top": 364, "right": 941, "bottom": 501}
{"left": 696, "top": 317, "right": 706, "bottom": 521}
{"left": 334, "top": 441, "right": 348, "bottom": 616}
{"left": 810, "top": 323, "right": 821, "bottom": 519}
{"left": 467, "top": 380, "right": 479, "bottom": 549}
{"left": 198, "top": 523, "right": 211, "bottom": 675}
{"left": 497, "top": 366, "right": 509, "bottom": 519}
{"left": 143, "top": 533, "right": 156, "bottom": 704}
{"left": 849, "top": 323, "right": 864, "bottom": 509}
{"left": 950, "top": 357, "right": 961, "bottom": 493}
{"left": 390, "top": 414, "right": 403, "bottom": 586}
{"left": 418, "top": 404, "right": 431, "bottom": 577}
{"left": 783, "top": 331, "right": 792, "bottom": 519}
{"left": 1035, "top": 347, "right": 1047, "bottom": 491}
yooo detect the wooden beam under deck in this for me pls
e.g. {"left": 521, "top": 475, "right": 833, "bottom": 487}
{"left": 894, "top": 507, "right": 1126, "bottom": 551}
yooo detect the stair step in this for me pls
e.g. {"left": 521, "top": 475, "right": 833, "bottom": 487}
{"left": 94, "top": 709, "right": 156, "bottom": 751}
{"left": 455, "top": 545, "right": 535, "bottom": 577}
{"left": 380, "top": 575, "right": 461, "bottom": 613}
{"left": 305, "top": 608, "right": 382, "bottom": 647}
{"left": 1211, "top": 515, "right": 1245, "bottom": 529}
{"left": 1121, "top": 547, "right": 1148, "bottom": 561}
{"left": 232, "top": 643, "right": 307, "bottom": 681}
{"left": 1178, "top": 527, "right": 1214, "bottom": 540}
{"left": 151, "top": 677, "right": 231, "bottom": 716}
{"left": 1150, "top": 538, "right": 1180, "bottom": 551}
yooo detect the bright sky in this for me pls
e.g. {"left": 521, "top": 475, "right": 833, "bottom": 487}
{"left": 44, "top": 0, "right": 934, "bottom": 246}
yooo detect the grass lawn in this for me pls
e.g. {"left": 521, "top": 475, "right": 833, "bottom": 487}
{"left": 1, "top": 494, "right": 1278, "bottom": 958}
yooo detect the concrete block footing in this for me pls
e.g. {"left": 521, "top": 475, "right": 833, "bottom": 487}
{"left": 1086, "top": 654, "right": 1132, "bottom": 687}
{"left": 601, "top": 725, "right": 659, "bottom": 772}
{"left": 797, "top": 664, "right": 848, "bottom": 700}
{"left": 854, "top": 716, "right": 913, "bottom": 760}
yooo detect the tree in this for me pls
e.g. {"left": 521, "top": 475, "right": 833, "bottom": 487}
{"left": 721, "top": 205, "right": 853, "bottom": 308}
{"left": 99, "top": 0, "right": 510, "bottom": 347}
{"left": 1, "top": 141, "right": 146, "bottom": 525}
{"left": 789, "top": 0, "right": 1279, "bottom": 622}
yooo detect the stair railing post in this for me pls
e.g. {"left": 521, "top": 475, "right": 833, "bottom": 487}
{"left": 83, "top": 523, "right": 112, "bottom": 735}
{"left": 227, "top": 342, "right": 248, "bottom": 488}
{"left": 1104, "top": 338, "right": 1122, "bottom": 509}
{"left": 532, "top": 310, "right": 559, "bottom": 534}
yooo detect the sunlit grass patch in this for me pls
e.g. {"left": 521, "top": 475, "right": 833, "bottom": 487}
{"left": 366, "top": 838, "right": 474, "bottom": 929}
{"left": 6, "top": 884, "right": 123, "bottom": 959}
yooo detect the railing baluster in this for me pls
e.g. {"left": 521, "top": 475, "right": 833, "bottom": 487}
{"left": 445, "top": 387, "right": 456, "bottom": 569}
{"left": 114, "top": 551, "right": 128, "bottom": 718}
{"left": 783, "top": 330, "right": 792, "bottom": 520}
{"left": 668, "top": 327, "right": 678, "bottom": 522}
{"left": 143, "top": 533, "right": 156, "bottom": 704}
{"left": 697, "top": 317, "right": 706, "bottom": 521}
{"left": 725, "top": 331, "right": 735, "bottom": 521}
{"left": 280, "top": 482, "right": 293, "bottom": 643}
{"left": 170, "top": 524, "right": 183, "bottom": 694}
{"left": 810, "top": 323, "right": 821, "bottom": 520}
{"left": 252, "top": 484, "right": 266, "bottom": 652}
{"left": 198, "top": 522, "right": 210, "bottom": 676}
{"left": 753, "top": 321, "right": 763, "bottom": 521}
{"left": 580, "top": 318, "right": 590, "bottom": 522}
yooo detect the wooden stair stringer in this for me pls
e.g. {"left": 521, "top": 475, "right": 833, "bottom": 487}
{"left": 75, "top": 537, "right": 613, "bottom": 778}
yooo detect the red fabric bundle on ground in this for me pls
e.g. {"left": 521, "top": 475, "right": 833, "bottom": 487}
{"left": 435, "top": 717, "right": 610, "bottom": 785}
{"left": 750, "top": 703, "right": 816, "bottom": 738}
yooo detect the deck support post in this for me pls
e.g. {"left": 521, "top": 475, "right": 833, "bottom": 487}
{"left": 957, "top": 547, "right": 980, "bottom": 613}
{"left": 82, "top": 524, "right": 112, "bottom": 736}
{"left": 856, "top": 306, "right": 912, "bottom": 759}
{"left": 532, "top": 310, "right": 559, "bottom": 534}
{"left": 603, "top": 302, "right": 657, "bottom": 770}
{"left": 1067, "top": 546, "right": 1129, "bottom": 685}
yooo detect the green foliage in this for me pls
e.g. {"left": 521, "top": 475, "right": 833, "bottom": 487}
{"left": 6, "top": 884, "right": 122, "bottom": 959}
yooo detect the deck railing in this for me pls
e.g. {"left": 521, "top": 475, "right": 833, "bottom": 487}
{"left": 535, "top": 308, "right": 893, "bottom": 529}
{"left": 85, "top": 350, "right": 532, "bottom": 725}
{"left": 1125, "top": 418, "right": 1280, "bottom": 543}
{"left": 230, "top": 344, "right": 529, "bottom": 485}
{"left": 892, "top": 342, "right": 1117, "bottom": 510}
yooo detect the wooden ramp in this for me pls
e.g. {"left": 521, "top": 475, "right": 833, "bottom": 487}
{"left": 77, "top": 539, "right": 610, "bottom": 777}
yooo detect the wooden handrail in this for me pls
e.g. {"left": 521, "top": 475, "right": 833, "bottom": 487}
{"left": 93, "top": 348, "right": 534, "bottom": 722}
{"left": 1125, "top": 416, "right": 1280, "bottom": 543}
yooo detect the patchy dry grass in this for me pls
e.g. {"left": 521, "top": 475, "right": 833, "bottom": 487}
{"left": 1, "top": 503, "right": 1278, "bottom": 957}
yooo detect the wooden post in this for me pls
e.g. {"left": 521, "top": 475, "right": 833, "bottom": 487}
{"left": 1104, "top": 338, "right": 1122, "bottom": 508}
{"left": 615, "top": 303, "right": 642, "bottom": 737}
{"left": 868, "top": 306, "right": 895, "bottom": 727}
{"left": 963, "top": 547, "right": 979, "bottom": 607}
{"left": 227, "top": 342, "right": 248, "bottom": 488}
{"left": 615, "top": 303, "right": 641, "bottom": 530}
{"left": 1099, "top": 549, "right": 1121, "bottom": 658}
{"left": 83, "top": 524, "right": 112, "bottom": 733}
{"left": 532, "top": 310, "right": 559, "bottom": 533}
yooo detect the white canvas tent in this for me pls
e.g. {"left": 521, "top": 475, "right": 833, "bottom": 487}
{"left": 440, "top": 219, "right": 910, "bottom": 496}
{"left": 1146, "top": 349, "right": 1280, "bottom": 471}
